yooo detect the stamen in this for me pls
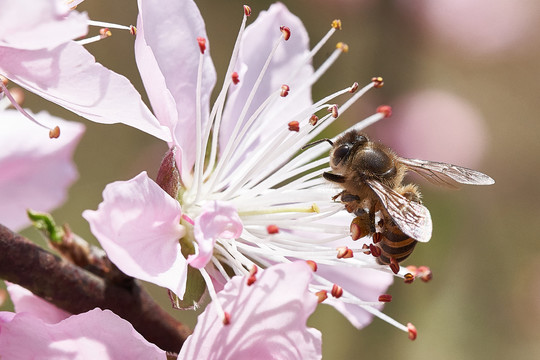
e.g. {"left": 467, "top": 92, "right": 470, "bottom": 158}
{"left": 191, "top": 45, "right": 206, "bottom": 204}
{"left": 369, "top": 244, "right": 381, "bottom": 258}
{"left": 404, "top": 273, "right": 415, "bottom": 284}
{"left": 378, "top": 294, "right": 392, "bottom": 303}
{"left": 266, "top": 224, "right": 279, "bottom": 234}
{"left": 371, "top": 76, "right": 384, "bottom": 88}
{"left": 331, "top": 19, "right": 342, "bottom": 30}
{"left": 315, "top": 290, "right": 328, "bottom": 303}
{"left": 197, "top": 37, "right": 207, "bottom": 54}
{"left": 280, "top": 26, "right": 291, "bottom": 41}
{"left": 243, "top": 5, "right": 252, "bottom": 16}
{"left": 306, "top": 260, "right": 318, "bottom": 272}
{"left": 372, "top": 232, "right": 382, "bottom": 243}
{"left": 328, "top": 104, "right": 339, "bottom": 118}
{"left": 407, "top": 323, "right": 417, "bottom": 340}
{"left": 349, "top": 82, "right": 359, "bottom": 93}
{"left": 389, "top": 257, "right": 400, "bottom": 274}
{"left": 331, "top": 284, "right": 343, "bottom": 298}
{"left": 280, "top": 84, "right": 290, "bottom": 97}
{"left": 376, "top": 105, "right": 392, "bottom": 118}
{"left": 0, "top": 81, "right": 60, "bottom": 138}
{"left": 199, "top": 267, "right": 228, "bottom": 324}
{"left": 336, "top": 42, "right": 349, "bottom": 53}
{"left": 288, "top": 121, "right": 300, "bottom": 132}
{"left": 231, "top": 71, "right": 240, "bottom": 85}
{"left": 309, "top": 115, "right": 319, "bottom": 126}
{"left": 76, "top": 28, "right": 112, "bottom": 45}
{"left": 223, "top": 312, "right": 231, "bottom": 325}
{"left": 336, "top": 246, "right": 353, "bottom": 259}
{"left": 88, "top": 20, "right": 134, "bottom": 32}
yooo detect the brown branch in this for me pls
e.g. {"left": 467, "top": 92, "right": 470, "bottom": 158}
{"left": 0, "top": 224, "right": 190, "bottom": 353}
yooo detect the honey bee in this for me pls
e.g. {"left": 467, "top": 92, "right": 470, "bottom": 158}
{"left": 308, "top": 130, "right": 494, "bottom": 272}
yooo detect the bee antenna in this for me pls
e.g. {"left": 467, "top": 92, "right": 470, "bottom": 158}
{"left": 301, "top": 138, "right": 333, "bottom": 150}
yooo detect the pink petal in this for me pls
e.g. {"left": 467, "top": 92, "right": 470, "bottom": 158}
{"left": 6, "top": 283, "right": 70, "bottom": 324}
{"left": 135, "top": 0, "right": 216, "bottom": 172}
{"left": 220, "top": 3, "right": 313, "bottom": 161}
{"left": 0, "top": 308, "right": 165, "bottom": 359}
{"left": 188, "top": 201, "right": 243, "bottom": 269}
{"left": 0, "top": 0, "right": 88, "bottom": 50}
{"left": 317, "top": 265, "right": 394, "bottom": 329}
{"left": 0, "top": 110, "right": 84, "bottom": 231}
{"left": 82, "top": 172, "right": 188, "bottom": 297}
{"left": 179, "top": 262, "right": 322, "bottom": 360}
{"left": 0, "top": 42, "right": 171, "bottom": 141}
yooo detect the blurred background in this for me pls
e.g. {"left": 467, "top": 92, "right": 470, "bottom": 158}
{"left": 2, "top": 0, "right": 540, "bottom": 358}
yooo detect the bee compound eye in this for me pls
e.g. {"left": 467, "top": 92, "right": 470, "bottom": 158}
{"left": 333, "top": 144, "right": 351, "bottom": 165}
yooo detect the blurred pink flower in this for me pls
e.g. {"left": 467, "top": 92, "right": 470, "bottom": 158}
{"left": 0, "top": 109, "right": 84, "bottom": 231}
{"left": 373, "top": 89, "right": 488, "bottom": 169}
{"left": 84, "top": 0, "right": 412, "bottom": 337}
{"left": 399, "top": 0, "right": 538, "bottom": 56}
{"left": 0, "top": 0, "right": 170, "bottom": 141}
{"left": 178, "top": 262, "right": 322, "bottom": 360}
{"left": 0, "top": 308, "right": 166, "bottom": 359}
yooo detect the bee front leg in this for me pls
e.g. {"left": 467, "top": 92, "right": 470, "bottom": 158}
{"left": 323, "top": 172, "right": 346, "bottom": 183}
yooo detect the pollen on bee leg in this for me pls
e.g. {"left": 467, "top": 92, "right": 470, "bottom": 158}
{"left": 336, "top": 246, "right": 353, "bottom": 259}
{"left": 377, "top": 105, "right": 392, "bottom": 118}
{"left": 331, "top": 284, "right": 343, "bottom": 298}
{"left": 371, "top": 76, "right": 384, "bottom": 88}
{"left": 231, "top": 71, "right": 240, "bottom": 85}
{"left": 288, "top": 121, "right": 300, "bottom": 132}
{"left": 316, "top": 290, "right": 328, "bottom": 303}
{"left": 280, "top": 26, "right": 291, "bottom": 41}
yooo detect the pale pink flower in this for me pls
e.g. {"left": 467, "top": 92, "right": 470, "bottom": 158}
{"left": 0, "top": 308, "right": 166, "bottom": 359}
{"left": 84, "top": 0, "right": 415, "bottom": 337}
{"left": 0, "top": 108, "right": 84, "bottom": 231}
{"left": 0, "top": 0, "right": 170, "bottom": 140}
{"left": 178, "top": 262, "right": 322, "bottom": 360}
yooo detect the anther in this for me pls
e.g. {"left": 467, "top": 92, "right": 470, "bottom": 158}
{"left": 417, "top": 266, "right": 433, "bottom": 282}
{"left": 243, "top": 5, "right": 251, "bottom": 16}
{"left": 49, "top": 126, "right": 61, "bottom": 139}
{"left": 249, "top": 265, "right": 258, "bottom": 277}
{"left": 309, "top": 114, "right": 319, "bottom": 126}
{"left": 316, "top": 290, "right": 328, "bottom": 303}
{"left": 280, "top": 84, "right": 290, "bottom": 97}
{"left": 280, "top": 26, "right": 291, "bottom": 41}
{"left": 369, "top": 244, "right": 381, "bottom": 258}
{"left": 404, "top": 273, "right": 415, "bottom": 284}
{"left": 129, "top": 25, "right": 137, "bottom": 36}
{"left": 197, "top": 37, "right": 206, "bottom": 54}
{"left": 407, "top": 323, "right": 417, "bottom": 341}
{"left": 0, "top": 75, "right": 8, "bottom": 87}
{"left": 371, "top": 76, "right": 384, "bottom": 88}
{"left": 378, "top": 294, "right": 392, "bottom": 303}
{"left": 247, "top": 275, "right": 256, "bottom": 286}
{"left": 306, "top": 260, "right": 318, "bottom": 272}
{"left": 362, "top": 243, "right": 371, "bottom": 255}
{"left": 99, "top": 28, "right": 112, "bottom": 39}
{"left": 349, "top": 82, "right": 359, "bottom": 93}
{"left": 372, "top": 232, "right": 382, "bottom": 244}
{"left": 223, "top": 312, "right": 231, "bottom": 325}
{"left": 389, "top": 257, "right": 400, "bottom": 274}
{"left": 336, "top": 42, "right": 349, "bottom": 53}
{"left": 266, "top": 224, "right": 279, "bottom": 234}
{"left": 231, "top": 71, "right": 240, "bottom": 85}
{"left": 331, "top": 284, "right": 343, "bottom": 298}
{"left": 336, "top": 246, "right": 353, "bottom": 259}
{"left": 377, "top": 105, "right": 392, "bottom": 118}
{"left": 328, "top": 104, "right": 338, "bottom": 118}
{"left": 288, "top": 121, "right": 300, "bottom": 132}
{"left": 331, "top": 19, "right": 342, "bottom": 30}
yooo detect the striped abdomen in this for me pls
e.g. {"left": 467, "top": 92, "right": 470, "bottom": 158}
{"left": 375, "top": 214, "right": 418, "bottom": 265}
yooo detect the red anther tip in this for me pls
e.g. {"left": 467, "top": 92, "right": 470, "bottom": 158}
{"left": 406, "top": 265, "right": 418, "bottom": 275}
{"left": 197, "top": 37, "right": 206, "bottom": 54}
{"left": 389, "top": 258, "right": 400, "bottom": 274}
{"left": 328, "top": 104, "right": 339, "bottom": 118}
{"left": 377, "top": 105, "right": 392, "bottom": 118}
{"left": 249, "top": 265, "right": 258, "bottom": 277}
{"left": 350, "top": 222, "right": 361, "bottom": 241}
{"left": 309, "top": 115, "right": 319, "bottom": 126}
{"left": 231, "top": 71, "right": 240, "bottom": 85}
{"left": 288, "top": 120, "right": 299, "bottom": 132}
{"left": 267, "top": 224, "right": 279, "bottom": 234}
{"left": 372, "top": 76, "right": 384, "bottom": 88}
{"left": 316, "top": 290, "right": 328, "bottom": 303}
{"left": 404, "top": 273, "right": 415, "bottom": 284}
{"left": 331, "top": 284, "right": 343, "bottom": 298}
{"left": 247, "top": 275, "right": 256, "bottom": 286}
{"left": 407, "top": 323, "right": 417, "bottom": 340}
{"left": 349, "top": 82, "right": 359, "bottom": 93}
{"left": 369, "top": 243, "right": 381, "bottom": 258}
{"left": 331, "top": 19, "right": 342, "bottom": 30}
{"left": 223, "top": 312, "right": 231, "bottom": 325}
{"left": 0, "top": 75, "right": 8, "bottom": 86}
{"left": 336, "top": 42, "right": 349, "bottom": 53}
{"left": 336, "top": 246, "right": 353, "bottom": 259}
{"left": 49, "top": 126, "right": 60, "bottom": 139}
{"left": 280, "top": 84, "right": 290, "bottom": 97}
{"left": 362, "top": 243, "right": 371, "bottom": 255}
{"left": 378, "top": 294, "right": 392, "bottom": 302}
{"left": 129, "top": 25, "right": 137, "bottom": 36}
{"left": 306, "top": 260, "right": 318, "bottom": 272}
{"left": 372, "top": 232, "right": 382, "bottom": 244}
{"left": 280, "top": 26, "right": 291, "bottom": 41}
{"left": 418, "top": 266, "right": 433, "bottom": 282}
{"left": 99, "top": 28, "right": 112, "bottom": 38}
{"left": 243, "top": 5, "right": 251, "bottom": 16}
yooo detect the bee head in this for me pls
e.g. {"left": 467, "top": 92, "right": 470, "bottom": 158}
{"left": 331, "top": 131, "right": 368, "bottom": 168}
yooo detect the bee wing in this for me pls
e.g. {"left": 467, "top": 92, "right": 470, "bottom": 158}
{"left": 398, "top": 157, "right": 495, "bottom": 188}
{"left": 366, "top": 179, "right": 433, "bottom": 242}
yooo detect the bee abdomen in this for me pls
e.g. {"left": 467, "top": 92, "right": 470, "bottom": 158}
{"left": 375, "top": 231, "right": 418, "bottom": 265}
